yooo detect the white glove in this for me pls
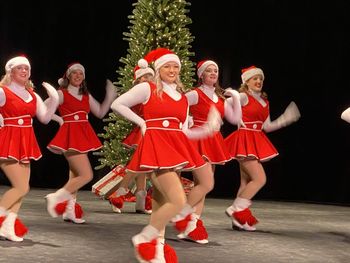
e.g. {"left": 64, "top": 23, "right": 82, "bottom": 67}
{"left": 42, "top": 82, "right": 59, "bottom": 102}
{"left": 90, "top": 79, "right": 118, "bottom": 119}
{"left": 206, "top": 106, "right": 222, "bottom": 134}
{"left": 0, "top": 114, "right": 3, "bottom": 127}
{"left": 341, "top": 107, "right": 350, "bottom": 123}
{"left": 140, "top": 121, "right": 146, "bottom": 136}
{"left": 36, "top": 82, "right": 59, "bottom": 124}
{"left": 239, "top": 119, "right": 246, "bottom": 128}
{"left": 283, "top": 101, "right": 301, "bottom": 123}
{"left": 188, "top": 115, "right": 194, "bottom": 128}
{"left": 224, "top": 88, "right": 242, "bottom": 125}
{"left": 52, "top": 114, "right": 64, "bottom": 126}
{"left": 224, "top": 88, "right": 240, "bottom": 99}
{"left": 263, "top": 101, "right": 301, "bottom": 133}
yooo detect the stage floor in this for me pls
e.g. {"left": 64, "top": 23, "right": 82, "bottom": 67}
{"left": 1, "top": 186, "right": 349, "bottom": 263}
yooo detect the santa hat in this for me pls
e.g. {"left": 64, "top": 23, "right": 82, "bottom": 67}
{"left": 5, "top": 56, "right": 31, "bottom": 74}
{"left": 197, "top": 60, "right": 218, "bottom": 78}
{"left": 144, "top": 48, "right": 181, "bottom": 71}
{"left": 58, "top": 62, "right": 85, "bottom": 86}
{"left": 134, "top": 59, "right": 154, "bottom": 81}
{"left": 241, "top": 66, "right": 264, "bottom": 84}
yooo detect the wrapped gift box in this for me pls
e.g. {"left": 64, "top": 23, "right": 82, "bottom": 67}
{"left": 92, "top": 165, "right": 126, "bottom": 199}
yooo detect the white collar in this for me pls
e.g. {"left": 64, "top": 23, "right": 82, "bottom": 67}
{"left": 67, "top": 84, "right": 80, "bottom": 95}
{"left": 248, "top": 89, "right": 262, "bottom": 99}
{"left": 200, "top": 84, "right": 215, "bottom": 94}
{"left": 9, "top": 81, "right": 26, "bottom": 92}
{"left": 200, "top": 84, "right": 218, "bottom": 102}
{"left": 161, "top": 81, "right": 177, "bottom": 91}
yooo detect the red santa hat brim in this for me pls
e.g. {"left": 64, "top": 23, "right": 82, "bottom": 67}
{"left": 66, "top": 63, "right": 85, "bottom": 78}
{"left": 58, "top": 63, "right": 85, "bottom": 86}
{"left": 134, "top": 67, "right": 155, "bottom": 81}
{"left": 241, "top": 66, "right": 264, "bottom": 83}
{"left": 5, "top": 56, "right": 31, "bottom": 73}
{"left": 144, "top": 48, "right": 181, "bottom": 71}
{"left": 154, "top": 53, "right": 181, "bottom": 71}
{"left": 197, "top": 60, "right": 218, "bottom": 78}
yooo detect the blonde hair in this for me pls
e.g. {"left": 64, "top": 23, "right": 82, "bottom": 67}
{"left": 153, "top": 70, "right": 185, "bottom": 98}
{"left": 0, "top": 73, "right": 34, "bottom": 90}
{"left": 238, "top": 83, "right": 268, "bottom": 99}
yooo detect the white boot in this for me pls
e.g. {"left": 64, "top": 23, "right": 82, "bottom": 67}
{"left": 135, "top": 190, "right": 152, "bottom": 214}
{"left": 177, "top": 213, "right": 209, "bottom": 244}
{"left": 0, "top": 212, "right": 23, "bottom": 242}
{"left": 45, "top": 188, "right": 72, "bottom": 217}
{"left": 62, "top": 198, "right": 85, "bottom": 224}
{"left": 132, "top": 225, "right": 163, "bottom": 263}
{"left": 225, "top": 197, "right": 256, "bottom": 231}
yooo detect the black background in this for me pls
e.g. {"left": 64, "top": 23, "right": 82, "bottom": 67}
{"left": 1, "top": 1, "right": 349, "bottom": 204}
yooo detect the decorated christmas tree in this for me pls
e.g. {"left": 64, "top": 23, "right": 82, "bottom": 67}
{"left": 95, "top": 0, "right": 196, "bottom": 169}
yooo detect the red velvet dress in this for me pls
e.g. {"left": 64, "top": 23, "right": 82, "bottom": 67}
{"left": 122, "top": 104, "right": 143, "bottom": 149}
{"left": 225, "top": 92, "right": 278, "bottom": 162}
{"left": 0, "top": 86, "right": 41, "bottom": 163}
{"left": 47, "top": 89, "right": 102, "bottom": 154}
{"left": 189, "top": 88, "right": 231, "bottom": 164}
{"left": 127, "top": 82, "right": 206, "bottom": 173}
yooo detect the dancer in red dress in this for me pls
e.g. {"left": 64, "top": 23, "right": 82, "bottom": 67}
{"left": 175, "top": 60, "right": 241, "bottom": 244}
{"left": 224, "top": 66, "right": 300, "bottom": 231}
{"left": 111, "top": 48, "right": 221, "bottom": 263}
{"left": 0, "top": 56, "right": 59, "bottom": 241}
{"left": 109, "top": 59, "right": 154, "bottom": 214}
{"left": 45, "top": 63, "right": 117, "bottom": 224}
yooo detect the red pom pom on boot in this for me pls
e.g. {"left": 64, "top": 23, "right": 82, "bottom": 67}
{"left": 108, "top": 187, "right": 129, "bottom": 213}
{"left": 63, "top": 199, "right": 85, "bottom": 224}
{"left": 109, "top": 196, "right": 125, "bottom": 213}
{"left": 164, "top": 243, "right": 178, "bottom": 263}
{"left": 131, "top": 225, "right": 164, "bottom": 263}
{"left": 55, "top": 201, "right": 68, "bottom": 215}
{"left": 226, "top": 207, "right": 258, "bottom": 231}
{"left": 225, "top": 198, "right": 258, "bottom": 231}
{"left": 14, "top": 217, "right": 28, "bottom": 237}
{"left": 0, "top": 213, "right": 24, "bottom": 242}
{"left": 233, "top": 208, "right": 258, "bottom": 230}
{"left": 173, "top": 214, "right": 192, "bottom": 233}
{"left": 172, "top": 204, "right": 195, "bottom": 233}
{"left": 1, "top": 216, "right": 28, "bottom": 237}
{"left": 45, "top": 188, "right": 72, "bottom": 217}
{"left": 177, "top": 215, "right": 209, "bottom": 244}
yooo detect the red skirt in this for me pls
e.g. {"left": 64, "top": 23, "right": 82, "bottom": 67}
{"left": 122, "top": 126, "right": 142, "bottom": 149}
{"left": 127, "top": 129, "right": 206, "bottom": 173}
{"left": 47, "top": 122, "right": 102, "bottom": 154}
{"left": 0, "top": 126, "right": 41, "bottom": 163}
{"left": 225, "top": 128, "right": 278, "bottom": 162}
{"left": 191, "top": 131, "right": 232, "bottom": 164}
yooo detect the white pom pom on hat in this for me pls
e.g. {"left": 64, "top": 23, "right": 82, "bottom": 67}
{"left": 133, "top": 59, "right": 155, "bottom": 81}
{"left": 197, "top": 60, "right": 218, "bottom": 78}
{"left": 138, "top": 58, "right": 148, "bottom": 69}
{"left": 241, "top": 65, "right": 264, "bottom": 84}
{"left": 5, "top": 55, "right": 31, "bottom": 74}
{"left": 58, "top": 62, "right": 85, "bottom": 86}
